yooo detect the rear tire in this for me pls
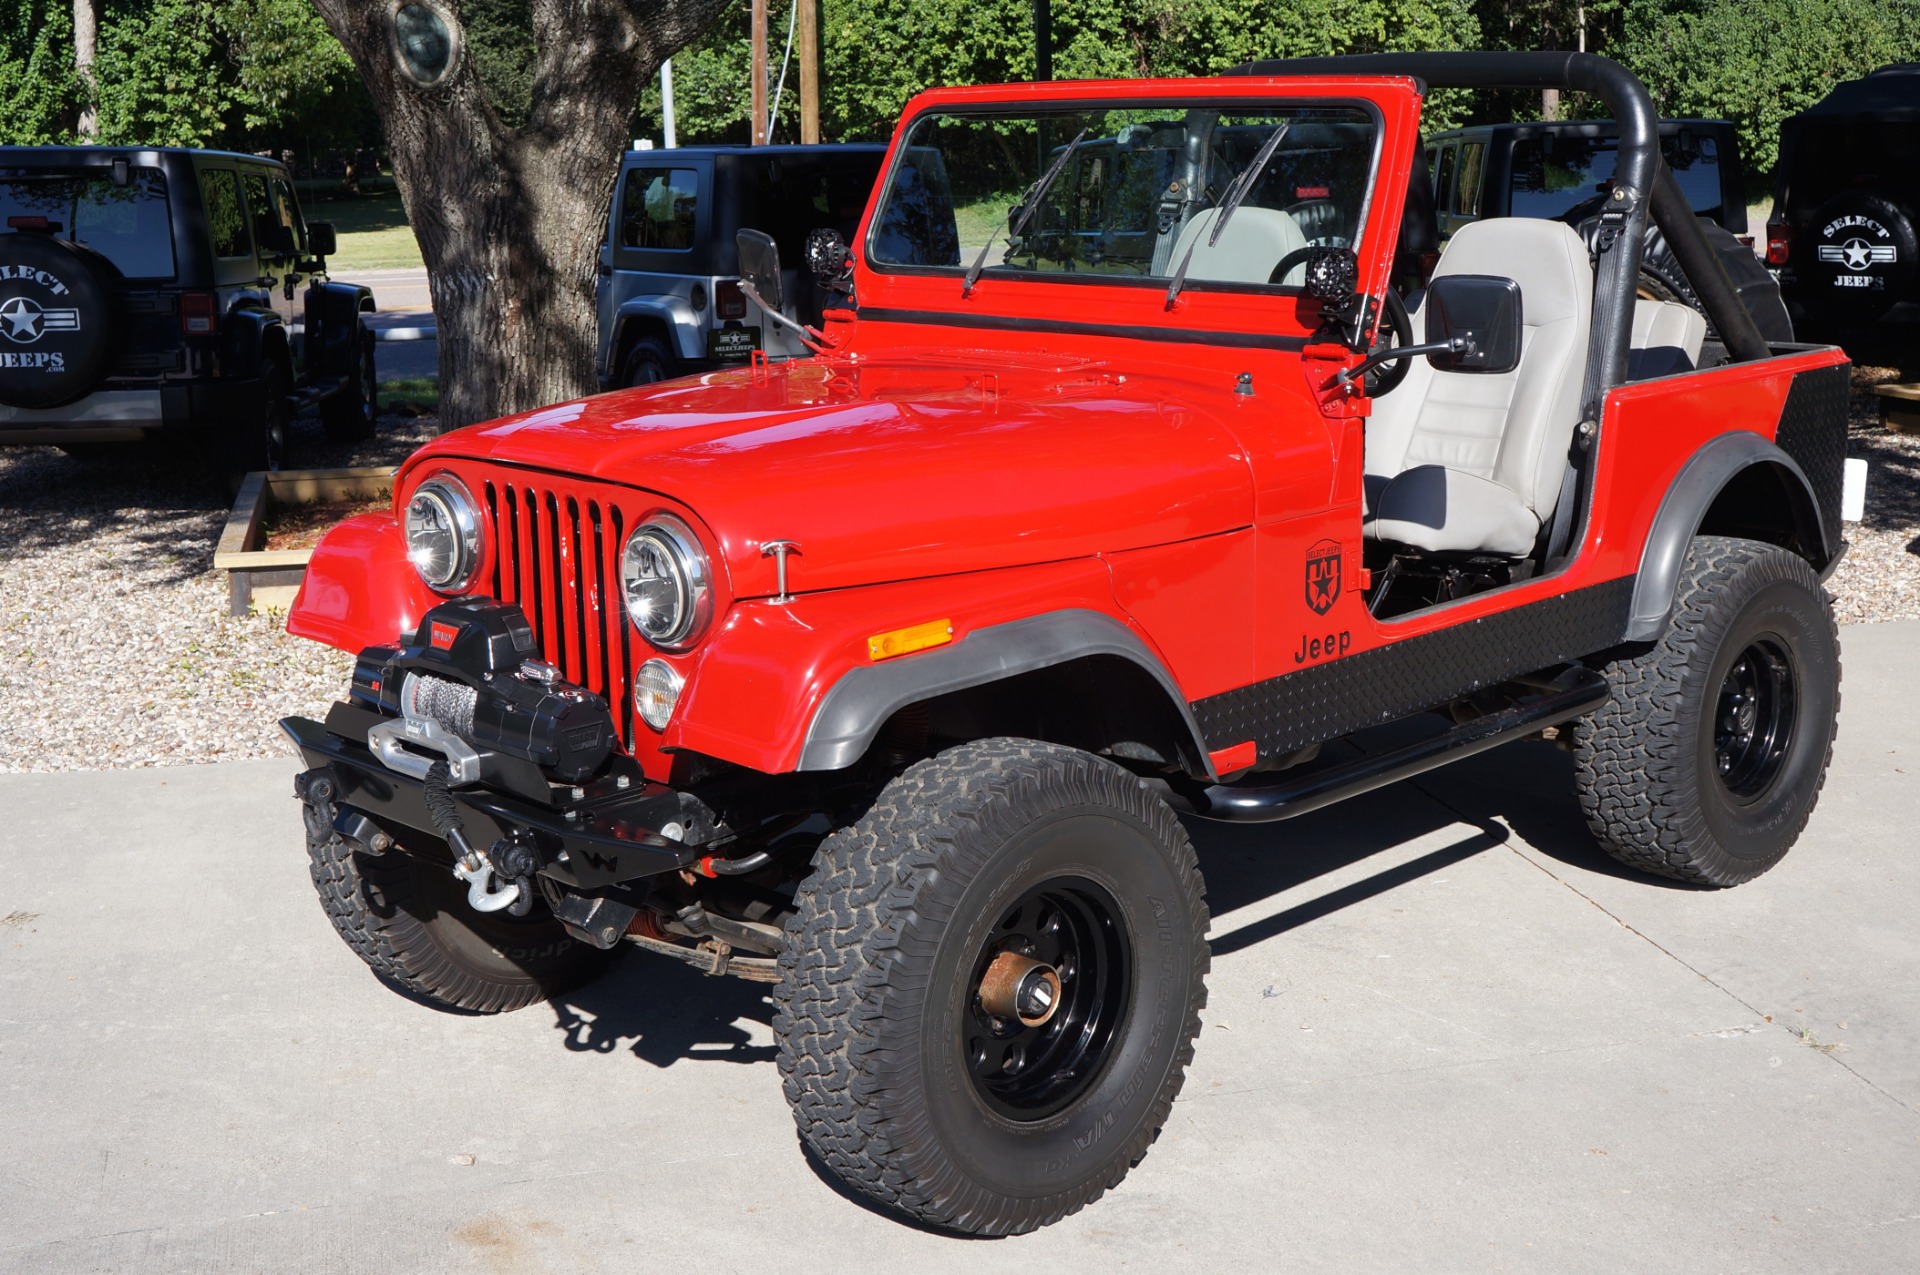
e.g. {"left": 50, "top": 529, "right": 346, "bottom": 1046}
{"left": 320, "top": 324, "right": 378, "bottom": 442}
{"left": 1572, "top": 537, "right": 1840, "bottom": 886}
{"left": 302, "top": 774, "right": 617, "bottom": 1013}
{"left": 619, "top": 336, "right": 675, "bottom": 388}
{"left": 214, "top": 358, "right": 291, "bottom": 496}
{"left": 774, "top": 738, "right": 1209, "bottom": 1235}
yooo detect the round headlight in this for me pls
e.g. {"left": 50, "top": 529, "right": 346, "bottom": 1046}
{"left": 634, "top": 658, "right": 684, "bottom": 731}
{"left": 621, "top": 515, "right": 711, "bottom": 648}
{"left": 404, "top": 474, "right": 481, "bottom": 592}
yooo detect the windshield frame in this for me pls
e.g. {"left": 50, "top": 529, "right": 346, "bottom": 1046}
{"left": 860, "top": 93, "right": 1387, "bottom": 299}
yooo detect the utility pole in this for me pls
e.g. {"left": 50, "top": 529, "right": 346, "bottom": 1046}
{"left": 1033, "top": 0, "right": 1051, "bottom": 82}
{"left": 798, "top": 0, "right": 820, "bottom": 144}
{"left": 661, "top": 59, "right": 678, "bottom": 148}
{"left": 751, "top": 0, "right": 769, "bottom": 146}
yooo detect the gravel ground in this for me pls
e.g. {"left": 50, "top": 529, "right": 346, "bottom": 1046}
{"left": 2, "top": 349, "right": 1917, "bottom": 773}
{"left": 0, "top": 411, "right": 440, "bottom": 772}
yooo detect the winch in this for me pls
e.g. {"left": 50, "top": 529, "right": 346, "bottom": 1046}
{"left": 350, "top": 597, "right": 617, "bottom": 785}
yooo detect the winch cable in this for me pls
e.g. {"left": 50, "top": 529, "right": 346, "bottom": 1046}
{"left": 423, "top": 760, "right": 522, "bottom": 914}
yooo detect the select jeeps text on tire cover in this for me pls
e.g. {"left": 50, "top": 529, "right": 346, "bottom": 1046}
{"left": 1767, "top": 63, "right": 1920, "bottom": 329}
{"left": 0, "top": 147, "right": 379, "bottom": 483}
{"left": 281, "top": 54, "right": 1851, "bottom": 1237}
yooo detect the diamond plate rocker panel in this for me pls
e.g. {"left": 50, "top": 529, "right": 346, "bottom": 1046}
{"left": 1191, "top": 576, "right": 1636, "bottom": 758}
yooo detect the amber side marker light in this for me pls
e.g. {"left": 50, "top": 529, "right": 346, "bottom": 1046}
{"left": 868, "top": 618, "right": 953, "bottom": 662}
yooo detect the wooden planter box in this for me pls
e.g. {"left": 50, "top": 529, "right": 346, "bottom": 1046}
{"left": 215, "top": 467, "right": 396, "bottom": 616}
{"left": 1874, "top": 382, "right": 1920, "bottom": 435}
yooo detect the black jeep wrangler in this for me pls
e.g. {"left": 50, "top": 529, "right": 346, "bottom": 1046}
{"left": 1427, "top": 117, "right": 1792, "bottom": 344}
{"left": 0, "top": 147, "right": 378, "bottom": 485}
{"left": 1767, "top": 63, "right": 1920, "bottom": 330}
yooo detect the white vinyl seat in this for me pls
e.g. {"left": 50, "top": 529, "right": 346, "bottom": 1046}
{"left": 1363, "top": 218, "right": 1594, "bottom": 557}
{"left": 1627, "top": 298, "right": 1707, "bottom": 380}
{"left": 1167, "top": 206, "right": 1309, "bottom": 287}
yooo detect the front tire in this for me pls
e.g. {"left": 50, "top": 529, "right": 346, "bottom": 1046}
{"left": 1572, "top": 537, "right": 1840, "bottom": 886}
{"left": 774, "top": 739, "right": 1209, "bottom": 1235}
{"left": 302, "top": 774, "right": 617, "bottom": 1012}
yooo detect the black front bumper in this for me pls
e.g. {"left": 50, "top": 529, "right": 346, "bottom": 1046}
{"left": 283, "top": 704, "right": 703, "bottom": 889}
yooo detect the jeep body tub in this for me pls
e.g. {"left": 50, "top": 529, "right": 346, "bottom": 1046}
{"left": 281, "top": 54, "right": 1850, "bottom": 1236}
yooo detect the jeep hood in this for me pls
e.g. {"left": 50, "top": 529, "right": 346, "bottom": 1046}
{"left": 405, "top": 352, "right": 1254, "bottom": 598}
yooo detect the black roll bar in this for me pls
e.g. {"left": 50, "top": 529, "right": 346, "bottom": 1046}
{"left": 1228, "top": 52, "right": 1771, "bottom": 415}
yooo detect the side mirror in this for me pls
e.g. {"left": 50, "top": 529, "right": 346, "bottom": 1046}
{"left": 305, "top": 221, "right": 337, "bottom": 259}
{"left": 1424, "top": 274, "right": 1522, "bottom": 373}
{"left": 735, "top": 228, "right": 785, "bottom": 313}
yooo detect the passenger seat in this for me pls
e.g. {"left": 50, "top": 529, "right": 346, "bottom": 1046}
{"left": 1627, "top": 299, "right": 1707, "bottom": 380}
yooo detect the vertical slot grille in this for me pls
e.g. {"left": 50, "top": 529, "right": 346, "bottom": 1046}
{"left": 483, "top": 477, "right": 636, "bottom": 747}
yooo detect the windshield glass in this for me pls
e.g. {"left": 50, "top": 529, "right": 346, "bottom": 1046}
{"left": 0, "top": 168, "right": 174, "bottom": 279}
{"left": 868, "top": 102, "right": 1379, "bottom": 290}
{"left": 1509, "top": 134, "right": 1724, "bottom": 225}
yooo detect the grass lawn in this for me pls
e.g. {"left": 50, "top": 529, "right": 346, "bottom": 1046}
{"left": 378, "top": 375, "right": 438, "bottom": 409}
{"left": 302, "top": 189, "right": 423, "bottom": 272}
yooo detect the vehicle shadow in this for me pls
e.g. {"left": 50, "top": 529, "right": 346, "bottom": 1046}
{"left": 548, "top": 945, "right": 777, "bottom": 1068}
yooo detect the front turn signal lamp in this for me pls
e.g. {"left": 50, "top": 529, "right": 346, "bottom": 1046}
{"left": 868, "top": 618, "right": 953, "bottom": 662}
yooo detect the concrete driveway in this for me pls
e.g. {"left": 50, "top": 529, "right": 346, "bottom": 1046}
{"left": 3, "top": 621, "right": 1916, "bottom": 1272}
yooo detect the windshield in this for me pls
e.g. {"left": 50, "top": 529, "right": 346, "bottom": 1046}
{"left": 1509, "top": 134, "right": 1725, "bottom": 225}
{"left": 868, "top": 103, "right": 1380, "bottom": 291}
{"left": 0, "top": 168, "right": 174, "bottom": 279}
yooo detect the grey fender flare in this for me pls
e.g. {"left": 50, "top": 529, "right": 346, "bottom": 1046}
{"left": 1625, "top": 431, "right": 1831, "bottom": 642}
{"left": 797, "top": 608, "right": 1214, "bottom": 776}
{"left": 616, "top": 296, "right": 703, "bottom": 364}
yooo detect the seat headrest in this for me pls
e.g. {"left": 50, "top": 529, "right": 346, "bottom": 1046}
{"left": 1433, "top": 218, "right": 1590, "bottom": 326}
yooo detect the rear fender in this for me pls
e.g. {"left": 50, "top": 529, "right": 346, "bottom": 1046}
{"left": 1626, "top": 431, "right": 1829, "bottom": 641}
{"left": 616, "top": 296, "right": 703, "bottom": 365}
{"left": 286, "top": 513, "right": 436, "bottom": 652}
{"left": 222, "top": 306, "right": 286, "bottom": 381}
{"left": 666, "top": 558, "right": 1209, "bottom": 777}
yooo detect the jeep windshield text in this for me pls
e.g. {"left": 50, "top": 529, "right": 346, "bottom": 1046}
{"left": 280, "top": 54, "right": 1849, "bottom": 1236}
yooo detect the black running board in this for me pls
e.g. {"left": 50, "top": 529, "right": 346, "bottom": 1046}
{"left": 1175, "top": 668, "right": 1610, "bottom": 824}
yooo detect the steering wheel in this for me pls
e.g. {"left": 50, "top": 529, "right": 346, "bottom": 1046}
{"left": 1269, "top": 247, "right": 1317, "bottom": 287}
{"left": 1364, "top": 288, "right": 1415, "bottom": 398}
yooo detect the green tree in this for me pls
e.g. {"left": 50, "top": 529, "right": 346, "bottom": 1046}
{"left": 0, "top": 2, "right": 80, "bottom": 144}
{"left": 1615, "top": 0, "right": 1920, "bottom": 176}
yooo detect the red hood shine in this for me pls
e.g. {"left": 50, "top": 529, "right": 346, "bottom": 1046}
{"left": 403, "top": 351, "right": 1255, "bottom": 598}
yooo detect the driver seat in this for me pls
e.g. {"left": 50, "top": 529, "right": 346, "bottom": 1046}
{"left": 1167, "top": 206, "right": 1309, "bottom": 286}
{"left": 1364, "top": 218, "right": 1593, "bottom": 557}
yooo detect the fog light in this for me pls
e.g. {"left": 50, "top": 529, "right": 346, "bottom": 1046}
{"left": 634, "top": 659, "right": 684, "bottom": 731}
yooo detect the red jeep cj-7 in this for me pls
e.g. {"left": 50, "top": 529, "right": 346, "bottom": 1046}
{"left": 282, "top": 54, "right": 1849, "bottom": 1234}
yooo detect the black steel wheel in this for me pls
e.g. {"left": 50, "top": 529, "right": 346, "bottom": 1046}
{"left": 1573, "top": 536, "right": 1840, "bottom": 886}
{"left": 962, "top": 875, "right": 1129, "bottom": 1121}
{"left": 1713, "top": 637, "right": 1798, "bottom": 799}
{"left": 775, "top": 738, "right": 1209, "bottom": 1235}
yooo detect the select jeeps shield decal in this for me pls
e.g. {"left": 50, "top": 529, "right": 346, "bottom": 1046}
{"left": 0, "top": 264, "right": 80, "bottom": 372}
{"left": 1306, "top": 538, "right": 1342, "bottom": 615}
{"left": 1817, "top": 215, "right": 1897, "bottom": 289}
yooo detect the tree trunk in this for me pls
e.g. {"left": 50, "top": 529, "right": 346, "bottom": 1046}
{"left": 73, "top": 0, "right": 99, "bottom": 138}
{"left": 308, "top": 0, "right": 729, "bottom": 431}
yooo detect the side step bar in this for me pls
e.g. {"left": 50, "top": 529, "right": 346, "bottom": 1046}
{"left": 1176, "top": 668, "right": 1610, "bottom": 824}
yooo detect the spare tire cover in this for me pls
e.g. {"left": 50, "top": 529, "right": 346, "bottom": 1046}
{"left": 1579, "top": 214, "right": 1795, "bottom": 344}
{"left": 1801, "top": 191, "right": 1918, "bottom": 319}
{"left": 0, "top": 233, "right": 118, "bottom": 409}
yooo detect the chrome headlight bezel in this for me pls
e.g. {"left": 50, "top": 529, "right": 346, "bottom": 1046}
{"left": 620, "top": 514, "right": 712, "bottom": 649}
{"left": 404, "top": 472, "right": 483, "bottom": 593}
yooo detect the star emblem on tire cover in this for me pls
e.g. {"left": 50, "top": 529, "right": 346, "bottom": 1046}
{"left": 0, "top": 296, "right": 44, "bottom": 341}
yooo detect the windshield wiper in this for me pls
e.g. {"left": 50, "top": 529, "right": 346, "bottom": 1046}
{"left": 1163, "top": 119, "right": 1291, "bottom": 309}
{"left": 962, "top": 126, "right": 1089, "bottom": 297}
